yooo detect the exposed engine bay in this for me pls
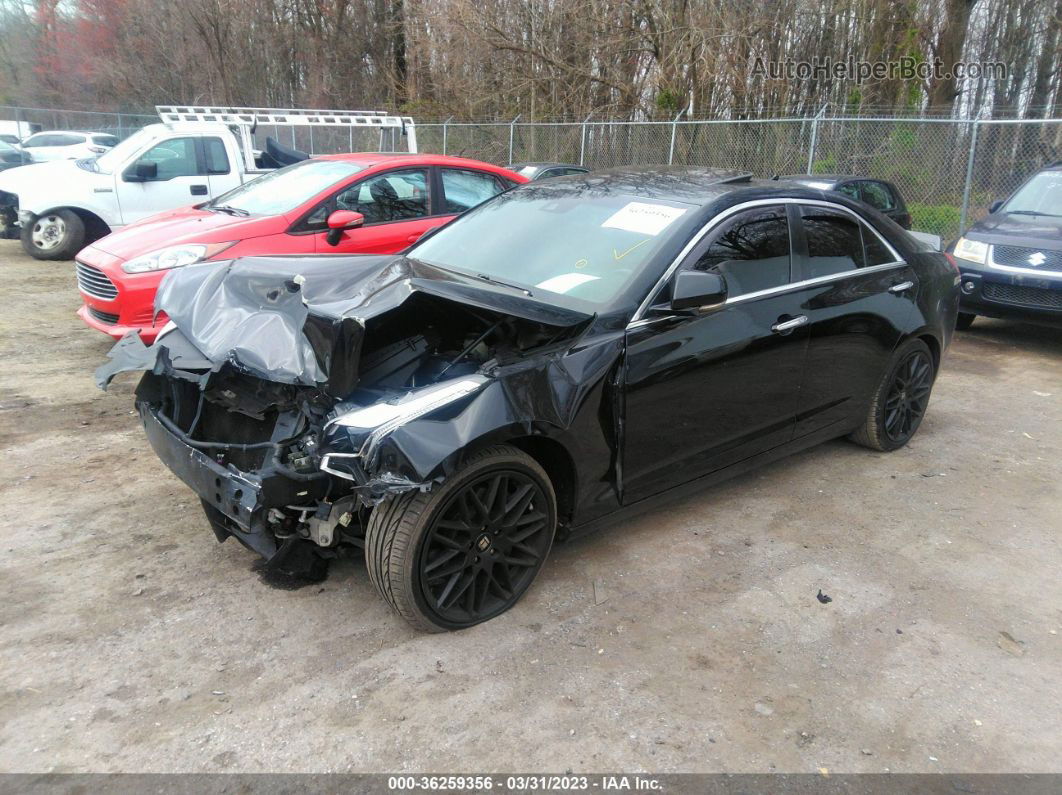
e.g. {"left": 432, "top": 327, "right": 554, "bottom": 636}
{"left": 99, "top": 257, "right": 598, "bottom": 578}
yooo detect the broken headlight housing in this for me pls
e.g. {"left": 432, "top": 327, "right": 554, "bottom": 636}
{"left": 121, "top": 241, "right": 236, "bottom": 273}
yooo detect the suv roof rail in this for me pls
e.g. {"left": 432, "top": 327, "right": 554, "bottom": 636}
{"left": 155, "top": 106, "right": 414, "bottom": 129}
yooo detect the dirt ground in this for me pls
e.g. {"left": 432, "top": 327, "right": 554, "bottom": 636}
{"left": 0, "top": 239, "right": 1060, "bottom": 774}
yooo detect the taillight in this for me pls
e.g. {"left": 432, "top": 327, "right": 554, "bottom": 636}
{"left": 898, "top": 213, "right": 912, "bottom": 229}
{"left": 943, "top": 252, "right": 960, "bottom": 272}
{"left": 88, "top": 145, "right": 106, "bottom": 153}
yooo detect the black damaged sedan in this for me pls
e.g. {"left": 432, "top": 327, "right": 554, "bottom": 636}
{"left": 99, "top": 167, "right": 960, "bottom": 631}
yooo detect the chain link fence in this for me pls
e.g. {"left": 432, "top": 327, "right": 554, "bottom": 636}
{"left": 2, "top": 103, "right": 1059, "bottom": 242}
{"left": 417, "top": 116, "right": 1062, "bottom": 241}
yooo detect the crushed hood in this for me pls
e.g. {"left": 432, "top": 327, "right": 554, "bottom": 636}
{"left": 98, "top": 254, "right": 593, "bottom": 395}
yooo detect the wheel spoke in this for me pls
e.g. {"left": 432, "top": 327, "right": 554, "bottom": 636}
{"left": 504, "top": 483, "right": 535, "bottom": 523}
{"left": 424, "top": 547, "right": 461, "bottom": 573}
{"left": 440, "top": 572, "right": 475, "bottom": 610}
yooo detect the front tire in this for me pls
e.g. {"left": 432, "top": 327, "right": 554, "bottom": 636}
{"left": 21, "top": 209, "right": 85, "bottom": 260}
{"left": 849, "top": 339, "right": 936, "bottom": 452}
{"left": 955, "top": 312, "right": 976, "bottom": 331}
{"left": 365, "top": 445, "right": 557, "bottom": 632}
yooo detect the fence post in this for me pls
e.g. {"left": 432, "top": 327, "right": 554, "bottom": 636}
{"left": 508, "top": 115, "right": 521, "bottom": 163}
{"left": 442, "top": 116, "right": 453, "bottom": 155}
{"left": 668, "top": 108, "right": 686, "bottom": 165}
{"left": 805, "top": 104, "right": 828, "bottom": 174}
{"left": 960, "top": 119, "right": 981, "bottom": 234}
{"left": 579, "top": 113, "right": 593, "bottom": 166}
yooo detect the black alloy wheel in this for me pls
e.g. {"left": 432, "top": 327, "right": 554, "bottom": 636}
{"left": 849, "top": 338, "right": 936, "bottom": 452}
{"left": 883, "top": 349, "right": 934, "bottom": 444}
{"left": 365, "top": 444, "right": 557, "bottom": 632}
{"left": 419, "top": 469, "right": 551, "bottom": 625}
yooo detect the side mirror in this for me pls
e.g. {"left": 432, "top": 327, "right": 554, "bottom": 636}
{"left": 671, "top": 270, "right": 728, "bottom": 311}
{"left": 325, "top": 210, "right": 364, "bottom": 246}
{"left": 988, "top": 199, "right": 1004, "bottom": 214}
{"left": 125, "top": 160, "right": 157, "bottom": 182}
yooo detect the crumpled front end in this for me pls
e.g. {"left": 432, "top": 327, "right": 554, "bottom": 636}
{"left": 97, "top": 254, "right": 604, "bottom": 575}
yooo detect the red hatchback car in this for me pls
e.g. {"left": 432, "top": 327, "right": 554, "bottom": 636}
{"left": 75, "top": 154, "right": 527, "bottom": 342}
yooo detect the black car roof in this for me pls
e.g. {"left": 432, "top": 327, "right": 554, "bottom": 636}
{"left": 507, "top": 161, "right": 587, "bottom": 170}
{"left": 522, "top": 166, "right": 768, "bottom": 205}
{"left": 781, "top": 174, "right": 898, "bottom": 187}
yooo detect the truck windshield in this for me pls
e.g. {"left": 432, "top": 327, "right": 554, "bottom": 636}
{"left": 1004, "top": 170, "right": 1062, "bottom": 216}
{"left": 93, "top": 129, "right": 157, "bottom": 173}
{"left": 207, "top": 159, "right": 366, "bottom": 216}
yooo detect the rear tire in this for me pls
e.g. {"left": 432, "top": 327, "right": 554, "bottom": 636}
{"left": 365, "top": 444, "right": 557, "bottom": 632}
{"left": 955, "top": 312, "right": 976, "bottom": 331}
{"left": 21, "top": 208, "right": 85, "bottom": 260}
{"left": 849, "top": 339, "right": 936, "bottom": 452}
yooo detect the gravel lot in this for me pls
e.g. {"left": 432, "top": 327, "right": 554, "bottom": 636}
{"left": 1, "top": 240, "right": 1060, "bottom": 774}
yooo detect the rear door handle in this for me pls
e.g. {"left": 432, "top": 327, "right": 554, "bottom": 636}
{"left": 190, "top": 184, "right": 208, "bottom": 196}
{"left": 889, "top": 281, "right": 915, "bottom": 294}
{"left": 771, "top": 315, "right": 808, "bottom": 334}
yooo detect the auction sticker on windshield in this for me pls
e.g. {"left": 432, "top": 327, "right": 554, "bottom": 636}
{"left": 602, "top": 202, "right": 687, "bottom": 235}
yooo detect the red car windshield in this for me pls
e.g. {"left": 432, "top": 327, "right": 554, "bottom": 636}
{"left": 208, "top": 159, "right": 366, "bottom": 216}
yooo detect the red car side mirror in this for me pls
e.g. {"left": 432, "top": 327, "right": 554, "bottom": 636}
{"left": 327, "top": 210, "right": 364, "bottom": 230}
{"left": 325, "top": 210, "right": 364, "bottom": 246}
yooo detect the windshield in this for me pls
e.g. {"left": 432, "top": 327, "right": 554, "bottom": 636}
{"left": 1004, "top": 170, "right": 1062, "bottom": 216}
{"left": 94, "top": 128, "right": 159, "bottom": 173}
{"left": 207, "top": 159, "right": 366, "bottom": 216}
{"left": 409, "top": 187, "right": 694, "bottom": 308}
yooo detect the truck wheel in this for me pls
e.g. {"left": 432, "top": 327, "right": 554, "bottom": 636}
{"left": 849, "top": 339, "right": 936, "bottom": 452}
{"left": 21, "top": 209, "right": 85, "bottom": 260}
{"left": 365, "top": 445, "right": 557, "bottom": 632}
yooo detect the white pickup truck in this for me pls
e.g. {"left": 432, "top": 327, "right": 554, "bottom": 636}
{"left": 0, "top": 106, "right": 417, "bottom": 260}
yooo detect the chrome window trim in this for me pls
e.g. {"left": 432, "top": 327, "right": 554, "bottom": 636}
{"left": 988, "top": 245, "right": 1062, "bottom": 278}
{"left": 629, "top": 197, "right": 906, "bottom": 324}
{"left": 626, "top": 261, "right": 909, "bottom": 329}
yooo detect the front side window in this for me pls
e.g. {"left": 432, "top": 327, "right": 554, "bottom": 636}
{"left": 836, "top": 183, "right": 861, "bottom": 201}
{"left": 685, "top": 205, "right": 791, "bottom": 296}
{"left": 336, "top": 169, "right": 429, "bottom": 224}
{"left": 140, "top": 138, "right": 198, "bottom": 180}
{"left": 53, "top": 133, "right": 86, "bottom": 146}
{"left": 24, "top": 134, "right": 52, "bottom": 147}
{"left": 860, "top": 181, "right": 895, "bottom": 211}
{"left": 440, "top": 168, "right": 503, "bottom": 213}
{"left": 799, "top": 206, "right": 866, "bottom": 277}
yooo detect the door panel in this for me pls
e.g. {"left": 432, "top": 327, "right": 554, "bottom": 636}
{"left": 116, "top": 137, "right": 206, "bottom": 224}
{"left": 790, "top": 204, "right": 918, "bottom": 438}
{"left": 621, "top": 204, "right": 808, "bottom": 503}
{"left": 623, "top": 297, "right": 810, "bottom": 503}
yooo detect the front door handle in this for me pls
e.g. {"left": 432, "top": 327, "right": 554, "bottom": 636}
{"left": 190, "top": 184, "right": 208, "bottom": 196}
{"left": 889, "top": 280, "right": 915, "bottom": 294}
{"left": 771, "top": 315, "right": 808, "bottom": 334}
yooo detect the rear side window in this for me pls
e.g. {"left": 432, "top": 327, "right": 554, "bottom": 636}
{"left": 440, "top": 168, "right": 504, "bottom": 213}
{"left": 686, "top": 205, "right": 791, "bottom": 296}
{"left": 862, "top": 225, "right": 898, "bottom": 266}
{"left": 860, "top": 182, "right": 896, "bottom": 211}
{"left": 799, "top": 206, "right": 866, "bottom": 276}
{"left": 203, "top": 137, "right": 230, "bottom": 174}
{"left": 52, "top": 133, "right": 86, "bottom": 146}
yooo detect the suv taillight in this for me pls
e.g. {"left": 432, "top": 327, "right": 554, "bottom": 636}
{"left": 88, "top": 145, "right": 106, "bottom": 153}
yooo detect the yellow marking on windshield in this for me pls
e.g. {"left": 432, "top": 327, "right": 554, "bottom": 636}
{"left": 574, "top": 258, "right": 589, "bottom": 269}
{"left": 613, "top": 239, "right": 651, "bottom": 261}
